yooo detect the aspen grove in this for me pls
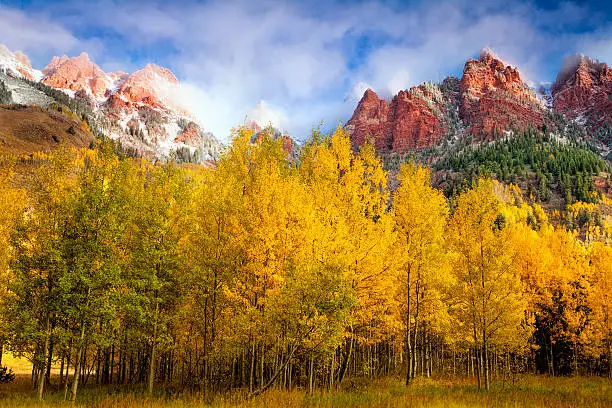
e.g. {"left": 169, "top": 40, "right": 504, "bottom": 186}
{"left": 0, "top": 127, "right": 610, "bottom": 401}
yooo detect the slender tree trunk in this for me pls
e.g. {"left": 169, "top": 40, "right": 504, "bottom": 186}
{"left": 59, "top": 353, "right": 65, "bottom": 385}
{"left": 472, "top": 312, "right": 481, "bottom": 393}
{"left": 96, "top": 347, "right": 101, "bottom": 384}
{"left": 412, "top": 282, "right": 421, "bottom": 379}
{"left": 308, "top": 353, "right": 314, "bottom": 395}
{"left": 338, "top": 331, "right": 353, "bottom": 384}
{"left": 549, "top": 337, "right": 555, "bottom": 377}
{"left": 110, "top": 342, "right": 115, "bottom": 384}
{"left": 405, "top": 264, "right": 412, "bottom": 385}
{"left": 249, "top": 341, "right": 256, "bottom": 393}
{"left": 148, "top": 298, "right": 160, "bottom": 395}
{"left": 63, "top": 347, "right": 71, "bottom": 400}
{"left": 607, "top": 340, "right": 611, "bottom": 379}
{"left": 70, "top": 323, "right": 86, "bottom": 401}
{"left": 573, "top": 343, "right": 579, "bottom": 376}
{"left": 249, "top": 344, "right": 297, "bottom": 398}
{"left": 37, "top": 313, "right": 51, "bottom": 400}
{"left": 427, "top": 332, "right": 431, "bottom": 378}
{"left": 45, "top": 338, "right": 54, "bottom": 385}
{"left": 329, "top": 353, "right": 335, "bottom": 390}
{"left": 259, "top": 343, "right": 264, "bottom": 390}
{"left": 480, "top": 243, "right": 489, "bottom": 391}
{"left": 482, "top": 328, "right": 489, "bottom": 391}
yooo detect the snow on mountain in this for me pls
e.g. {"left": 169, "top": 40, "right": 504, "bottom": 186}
{"left": 0, "top": 70, "right": 54, "bottom": 106}
{"left": 0, "top": 45, "right": 221, "bottom": 163}
{"left": 0, "top": 44, "right": 42, "bottom": 81}
{"left": 527, "top": 81, "right": 553, "bottom": 108}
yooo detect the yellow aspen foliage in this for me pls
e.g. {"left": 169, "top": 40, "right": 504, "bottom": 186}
{"left": 583, "top": 242, "right": 612, "bottom": 372}
{"left": 392, "top": 162, "right": 451, "bottom": 382}
{"left": 0, "top": 163, "right": 26, "bottom": 359}
{"left": 447, "top": 179, "right": 530, "bottom": 390}
{"left": 299, "top": 127, "right": 398, "bottom": 346}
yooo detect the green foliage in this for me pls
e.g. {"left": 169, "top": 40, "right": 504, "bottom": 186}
{"left": 434, "top": 131, "right": 608, "bottom": 203}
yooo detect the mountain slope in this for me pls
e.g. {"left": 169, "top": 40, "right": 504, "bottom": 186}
{"left": 459, "top": 49, "right": 544, "bottom": 139}
{"left": 345, "top": 79, "right": 460, "bottom": 154}
{"left": 0, "top": 105, "right": 94, "bottom": 156}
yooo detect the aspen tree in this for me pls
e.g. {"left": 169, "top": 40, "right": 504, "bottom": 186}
{"left": 393, "top": 163, "right": 450, "bottom": 384}
{"left": 447, "top": 180, "right": 529, "bottom": 391}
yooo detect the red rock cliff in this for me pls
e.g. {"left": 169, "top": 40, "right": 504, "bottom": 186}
{"left": 42, "top": 53, "right": 111, "bottom": 97}
{"left": 346, "top": 84, "right": 449, "bottom": 154}
{"left": 551, "top": 54, "right": 612, "bottom": 131}
{"left": 459, "top": 50, "right": 544, "bottom": 139}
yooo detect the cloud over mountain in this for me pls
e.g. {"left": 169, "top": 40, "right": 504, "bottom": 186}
{"left": 1, "top": 0, "right": 610, "bottom": 141}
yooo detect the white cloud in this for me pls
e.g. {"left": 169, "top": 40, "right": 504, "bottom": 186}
{"left": 0, "top": 6, "right": 101, "bottom": 66}
{"left": 246, "top": 101, "right": 286, "bottom": 130}
{"left": 347, "top": 81, "right": 374, "bottom": 103}
{"left": 578, "top": 31, "right": 612, "bottom": 66}
{"left": 1, "top": 0, "right": 610, "bottom": 143}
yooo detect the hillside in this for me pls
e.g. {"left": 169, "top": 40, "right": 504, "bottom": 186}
{"left": 0, "top": 105, "right": 94, "bottom": 156}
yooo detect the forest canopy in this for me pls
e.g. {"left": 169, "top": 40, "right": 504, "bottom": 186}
{"left": 0, "top": 127, "right": 610, "bottom": 402}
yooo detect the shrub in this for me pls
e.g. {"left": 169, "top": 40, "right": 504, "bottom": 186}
{"left": 0, "top": 366, "right": 15, "bottom": 383}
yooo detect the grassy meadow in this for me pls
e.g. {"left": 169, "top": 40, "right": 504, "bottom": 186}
{"left": 0, "top": 374, "right": 609, "bottom": 407}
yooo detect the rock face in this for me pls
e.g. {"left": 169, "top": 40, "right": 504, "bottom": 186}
{"left": 346, "top": 83, "right": 451, "bottom": 154}
{"left": 459, "top": 50, "right": 544, "bottom": 139}
{"left": 42, "top": 53, "right": 111, "bottom": 98}
{"left": 42, "top": 55, "right": 70, "bottom": 77}
{"left": 117, "top": 64, "right": 179, "bottom": 109}
{"left": 551, "top": 54, "right": 612, "bottom": 131}
{"left": 13, "top": 51, "right": 34, "bottom": 80}
{"left": 345, "top": 89, "right": 389, "bottom": 151}
{"left": 347, "top": 49, "right": 548, "bottom": 154}
{"left": 2, "top": 45, "right": 221, "bottom": 162}
{"left": 174, "top": 121, "right": 203, "bottom": 147}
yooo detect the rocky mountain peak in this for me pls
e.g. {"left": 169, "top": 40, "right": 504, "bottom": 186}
{"left": 42, "top": 52, "right": 110, "bottom": 97}
{"left": 0, "top": 45, "right": 220, "bottom": 162}
{"left": 346, "top": 49, "right": 549, "bottom": 155}
{"left": 551, "top": 54, "right": 612, "bottom": 131}
{"left": 459, "top": 51, "right": 543, "bottom": 138}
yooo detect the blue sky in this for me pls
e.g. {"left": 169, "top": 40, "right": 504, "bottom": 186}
{"left": 0, "top": 0, "right": 611, "bottom": 141}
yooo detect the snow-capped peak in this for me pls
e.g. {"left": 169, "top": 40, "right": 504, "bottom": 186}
{"left": 0, "top": 44, "right": 42, "bottom": 81}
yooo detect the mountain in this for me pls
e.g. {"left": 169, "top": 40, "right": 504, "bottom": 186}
{"left": 551, "top": 54, "right": 612, "bottom": 135}
{"left": 346, "top": 49, "right": 611, "bottom": 157}
{"left": 345, "top": 80, "right": 458, "bottom": 154}
{"left": 459, "top": 49, "right": 544, "bottom": 139}
{"left": 0, "top": 46, "right": 220, "bottom": 163}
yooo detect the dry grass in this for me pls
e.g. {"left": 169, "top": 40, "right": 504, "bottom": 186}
{"left": 0, "top": 105, "right": 93, "bottom": 157}
{"left": 0, "top": 374, "right": 609, "bottom": 407}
